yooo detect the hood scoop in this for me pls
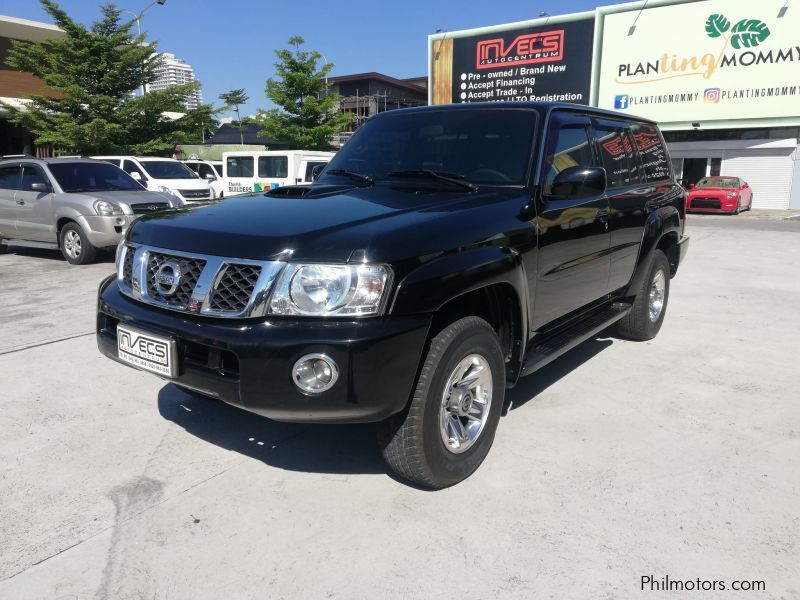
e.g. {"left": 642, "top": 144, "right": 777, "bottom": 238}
{"left": 264, "top": 184, "right": 353, "bottom": 199}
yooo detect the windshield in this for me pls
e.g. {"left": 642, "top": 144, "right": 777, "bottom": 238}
{"left": 320, "top": 109, "right": 538, "bottom": 186}
{"left": 48, "top": 162, "right": 144, "bottom": 192}
{"left": 212, "top": 164, "right": 223, "bottom": 177}
{"left": 697, "top": 177, "right": 739, "bottom": 189}
{"left": 140, "top": 160, "right": 199, "bottom": 180}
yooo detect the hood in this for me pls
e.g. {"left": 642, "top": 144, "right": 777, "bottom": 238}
{"left": 128, "top": 183, "right": 527, "bottom": 262}
{"left": 688, "top": 187, "right": 737, "bottom": 196}
{"left": 63, "top": 189, "right": 174, "bottom": 208}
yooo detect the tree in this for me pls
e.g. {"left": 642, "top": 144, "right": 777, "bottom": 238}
{"left": 254, "top": 37, "right": 349, "bottom": 150}
{"left": 1, "top": 0, "right": 217, "bottom": 155}
{"left": 219, "top": 88, "right": 249, "bottom": 145}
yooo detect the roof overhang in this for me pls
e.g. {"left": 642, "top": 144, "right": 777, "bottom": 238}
{"left": 0, "top": 15, "right": 64, "bottom": 43}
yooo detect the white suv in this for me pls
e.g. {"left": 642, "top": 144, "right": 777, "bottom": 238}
{"left": 93, "top": 156, "right": 213, "bottom": 204}
{"left": 183, "top": 159, "right": 224, "bottom": 198}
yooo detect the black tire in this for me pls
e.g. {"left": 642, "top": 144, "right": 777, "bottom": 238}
{"left": 59, "top": 222, "right": 97, "bottom": 265}
{"left": 615, "top": 249, "right": 671, "bottom": 341}
{"left": 0, "top": 240, "right": 9, "bottom": 254}
{"left": 734, "top": 199, "right": 741, "bottom": 215}
{"left": 377, "top": 316, "right": 505, "bottom": 489}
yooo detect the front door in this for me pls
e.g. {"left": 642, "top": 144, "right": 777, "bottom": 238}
{"left": 0, "top": 164, "right": 22, "bottom": 238}
{"left": 532, "top": 111, "right": 611, "bottom": 331}
{"left": 14, "top": 164, "right": 55, "bottom": 242}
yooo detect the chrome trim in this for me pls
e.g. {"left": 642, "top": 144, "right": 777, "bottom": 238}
{"left": 116, "top": 243, "right": 286, "bottom": 319}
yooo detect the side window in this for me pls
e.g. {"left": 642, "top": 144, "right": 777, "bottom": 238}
{"left": 258, "top": 156, "right": 289, "bottom": 179}
{"left": 593, "top": 120, "right": 637, "bottom": 188}
{"left": 185, "top": 162, "right": 199, "bottom": 173}
{"left": 122, "top": 160, "right": 147, "bottom": 181}
{"left": 304, "top": 161, "right": 327, "bottom": 182}
{"left": 543, "top": 120, "right": 595, "bottom": 196}
{"left": 227, "top": 157, "right": 254, "bottom": 178}
{"left": 20, "top": 165, "right": 49, "bottom": 190}
{"left": 0, "top": 166, "right": 21, "bottom": 190}
{"left": 629, "top": 123, "right": 671, "bottom": 183}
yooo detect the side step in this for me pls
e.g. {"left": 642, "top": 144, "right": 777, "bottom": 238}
{"left": 0, "top": 238, "right": 59, "bottom": 251}
{"left": 519, "top": 302, "right": 632, "bottom": 377}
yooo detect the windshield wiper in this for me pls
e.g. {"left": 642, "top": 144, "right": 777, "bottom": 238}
{"left": 325, "top": 169, "right": 374, "bottom": 186}
{"left": 388, "top": 170, "right": 479, "bottom": 192}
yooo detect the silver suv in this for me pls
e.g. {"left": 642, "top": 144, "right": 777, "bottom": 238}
{"left": 0, "top": 157, "right": 177, "bottom": 265}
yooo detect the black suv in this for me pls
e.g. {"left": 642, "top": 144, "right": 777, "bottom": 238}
{"left": 97, "top": 103, "right": 689, "bottom": 488}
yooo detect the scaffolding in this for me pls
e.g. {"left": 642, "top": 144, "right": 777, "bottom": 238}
{"left": 332, "top": 89, "right": 426, "bottom": 147}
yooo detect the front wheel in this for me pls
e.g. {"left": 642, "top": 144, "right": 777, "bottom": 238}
{"left": 616, "top": 249, "right": 671, "bottom": 341}
{"left": 59, "top": 222, "right": 97, "bottom": 265}
{"left": 377, "top": 316, "right": 505, "bottom": 489}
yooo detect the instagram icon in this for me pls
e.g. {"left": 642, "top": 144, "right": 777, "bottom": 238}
{"left": 704, "top": 88, "right": 721, "bottom": 104}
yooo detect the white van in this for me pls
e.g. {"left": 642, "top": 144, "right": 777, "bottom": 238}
{"left": 222, "top": 150, "right": 334, "bottom": 196}
{"left": 182, "top": 159, "right": 224, "bottom": 198}
{"left": 93, "top": 156, "right": 214, "bottom": 204}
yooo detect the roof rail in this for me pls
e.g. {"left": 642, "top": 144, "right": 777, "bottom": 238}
{"left": 1, "top": 154, "right": 35, "bottom": 159}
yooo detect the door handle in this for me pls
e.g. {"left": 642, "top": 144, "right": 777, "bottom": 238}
{"left": 597, "top": 208, "right": 609, "bottom": 218}
{"left": 16, "top": 200, "right": 25, "bottom": 205}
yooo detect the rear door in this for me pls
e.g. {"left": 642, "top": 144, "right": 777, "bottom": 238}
{"left": 225, "top": 155, "right": 255, "bottom": 195}
{"left": 14, "top": 164, "right": 56, "bottom": 241}
{"left": 533, "top": 111, "right": 611, "bottom": 330}
{"left": 0, "top": 164, "right": 22, "bottom": 237}
{"left": 257, "top": 154, "right": 289, "bottom": 190}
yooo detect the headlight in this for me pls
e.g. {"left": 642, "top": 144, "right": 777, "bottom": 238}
{"left": 94, "top": 199, "right": 123, "bottom": 216}
{"left": 157, "top": 185, "right": 178, "bottom": 197}
{"left": 268, "top": 263, "right": 392, "bottom": 316}
{"left": 727, "top": 192, "right": 737, "bottom": 199}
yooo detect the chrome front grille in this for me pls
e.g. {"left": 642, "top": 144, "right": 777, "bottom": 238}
{"left": 116, "top": 244, "right": 284, "bottom": 318}
{"left": 146, "top": 252, "right": 206, "bottom": 307}
{"left": 131, "top": 202, "right": 170, "bottom": 214}
{"left": 209, "top": 264, "right": 262, "bottom": 312}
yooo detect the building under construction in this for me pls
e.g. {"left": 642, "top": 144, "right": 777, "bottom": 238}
{"left": 328, "top": 72, "right": 428, "bottom": 147}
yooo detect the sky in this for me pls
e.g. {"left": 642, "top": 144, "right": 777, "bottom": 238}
{"left": 0, "top": 0, "right": 629, "bottom": 118}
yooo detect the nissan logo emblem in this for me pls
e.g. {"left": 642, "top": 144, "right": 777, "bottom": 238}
{"left": 154, "top": 259, "right": 182, "bottom": 296}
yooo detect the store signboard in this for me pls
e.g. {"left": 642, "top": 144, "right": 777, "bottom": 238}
{"left": 430, "top": 17, "right": 594, "bottom": 105}
{"left": 598, "top": 0, "right": 800, "bottom": 123}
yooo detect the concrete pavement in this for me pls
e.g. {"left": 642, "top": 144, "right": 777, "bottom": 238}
{"left": 1, "top": 218, "right": 798, "bottom": 599}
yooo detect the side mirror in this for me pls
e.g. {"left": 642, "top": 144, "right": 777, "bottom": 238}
{"left": 129, "top": 171, "right": 142, "bottom": 181}
{"left": 688, "top": 183, "right": 696, "bottom": 190}
{"left": 204, "top": 173, "right": 216, "bottom": 181}
{"left": 30, "top": 182, "right": 50, "bottom": 193}
{"left": 548, "top": 166, "right": 606, "bottom": 200}
{"left": 311, "top": 164, "right": 326, "bottom": 182}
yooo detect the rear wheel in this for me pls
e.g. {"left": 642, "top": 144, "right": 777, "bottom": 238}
{"left": 377, "top": 316, "right": 505, "bottom": 489}
{"left": 59, "top": 222, "right": 97, "bottom": 265}
{"left": 616, "top": 250, "right": 671, "bottom": 341}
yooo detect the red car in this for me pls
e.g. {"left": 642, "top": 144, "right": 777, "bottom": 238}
{"left": 686, "top": 176, "right": 753, "bottom": 214}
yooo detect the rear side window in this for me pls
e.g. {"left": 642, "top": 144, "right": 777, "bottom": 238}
{"left": 543, "top": 122, "right": 594, "bottom": 196}
{"left": 258, "top": 156, "right": 288, "bottom": 178}
{"left": 630, "top": 123, "right": 671, "bottom": 182}
{"left": 20, "top": 165, "right": 49, "bottom": 190}
{"left": 0, "top": 166, "right": 21, "bottom": 190}
{"left": 227, "top": 157, "right": 253, "bottom": 178}
{"left": 594, "top": 120, "right": 639, "bottom": 188}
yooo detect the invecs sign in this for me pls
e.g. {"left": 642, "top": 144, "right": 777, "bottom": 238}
{"left": 476, "top": 30, "right": 565, "bottom": 69}
{"left": 598, "top": 0, "right": 800, "bottom": 123}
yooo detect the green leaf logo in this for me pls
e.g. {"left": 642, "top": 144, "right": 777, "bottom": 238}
{"left": 706, "top": 14, "right": 731, "bottom": 38}
{"left": 730, "top": 19, "right": 771, "bottom": 49}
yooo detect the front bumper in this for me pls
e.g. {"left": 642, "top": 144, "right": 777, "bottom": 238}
{"left": 78, "top": 214, "right": 134, "bottom": 248}
{"left": 678, "top": 235, "right": 690, "bottom": 266}
{"left": 96, "top": 276, "right": 431, "bottom": 423}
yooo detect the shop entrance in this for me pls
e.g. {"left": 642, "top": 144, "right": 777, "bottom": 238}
{"left": 682, "top": 158, "right": 709, "bottom": 186}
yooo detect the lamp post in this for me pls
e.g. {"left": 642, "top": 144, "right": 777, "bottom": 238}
{"left": 122, "top": 0, "right": 167, "bottom": 96}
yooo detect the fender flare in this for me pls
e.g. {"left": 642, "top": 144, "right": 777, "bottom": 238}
{"left": 624, "top": 205, "right": 682, "bottom": 297}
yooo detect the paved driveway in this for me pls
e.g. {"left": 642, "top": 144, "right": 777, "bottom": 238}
{"left": 1, "top": 216, "right": 798, "bottom": 599}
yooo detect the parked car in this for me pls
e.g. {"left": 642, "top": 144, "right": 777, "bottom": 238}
{"left": 686, "top": 176, "right": 753, "bottom": 214}
{"left": 96, "top": 103, "right": 689, "bottom": 488}
{"left": 93, "top": 156, "right": 213, "bottom": 205}
{"left": 0, "top": 157, "right": 176, "bottom": 264}
{"left": 222, "top": 150, "right": 334, "bottom": 196}
{"left": 183, "top": 159, "right": 224, "bottom": 199}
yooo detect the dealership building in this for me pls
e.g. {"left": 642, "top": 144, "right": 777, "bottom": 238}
{"left": 429, "top": 0, "right": 800, "bottom": 210}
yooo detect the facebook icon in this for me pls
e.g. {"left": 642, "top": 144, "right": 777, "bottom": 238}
{"left": 614, "top": 94, "right": 630, "bottom": 110}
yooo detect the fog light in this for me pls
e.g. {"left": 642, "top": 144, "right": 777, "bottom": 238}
{"left": 292, "top": 354, "right": 339, "bottom": 394}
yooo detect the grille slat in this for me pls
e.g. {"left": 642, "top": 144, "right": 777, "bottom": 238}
{"left": 691, "top": 198, "right": 722, "bottom": 209}
{"left": 131, "top": 202, "right": 170, "bottom": 214}
{"left": 146, "top": 252, "right": 206, "bottom": 307}
{"left": 209, "top": 264, "right": 262, "bottom": 312}
{"left": 122, "top": 246, "right": 135, "bottom": 287}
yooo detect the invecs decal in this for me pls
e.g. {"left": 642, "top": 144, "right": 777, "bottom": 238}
{"left": 476, "top": 30, "right": 565, "bottom": 70}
